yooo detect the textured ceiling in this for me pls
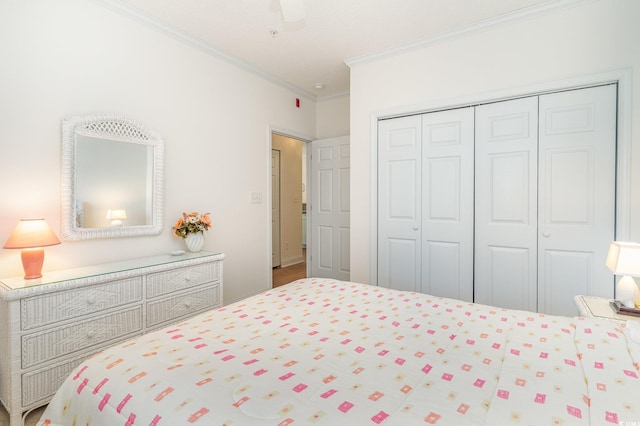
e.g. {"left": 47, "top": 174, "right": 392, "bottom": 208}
{"left": 101, "top": 0, "right": 570, "bottom": 99}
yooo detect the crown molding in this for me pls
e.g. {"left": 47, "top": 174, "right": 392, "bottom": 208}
{"left": 91, "top": 0, "right": 318, "bottom": 101}
{"left": 345, "top": 0, "right": 598, "bottom": 68}
{"left": 316, "top": 91, "right": 351, "bottom": 102}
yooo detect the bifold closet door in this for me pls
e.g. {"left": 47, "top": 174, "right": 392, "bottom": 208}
{"left": 378, "top": 115, "right": 422, "bottom": 291}
{"left": 475, "top": 85, "right": 616, "bottom": 315}
{"left": 538, "top": 85, "right": 616, "bottom": 315}
{"left": 421, "top": 108, "right": 474, "bottom": 301}
{"left": 378, "top": 85, "right": 616, "bottom": 314}
{"left": 475, "top": 97, "right": 539, "bottom": 311}
{"left": 378, "top": 109, "right": 473, "bottom": 299}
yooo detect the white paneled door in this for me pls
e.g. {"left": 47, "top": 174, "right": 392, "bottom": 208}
{"left": 421, "top": 108, "right": 474, "bottom": 301}
{"left": 537, "top": 85, "right": 616, "bottom": 315}
{"left": 377, "top": 108, "right": 474, "bottom": 300}
{"left": 378, "top": 84, "right": 617, "bottom": 315}
{"left": 310, "top": 136, "right": 350, "bottom": 280}
{"left": 377, "top": 116, "right": 422, "bottom": 292}
{"left": 475, "top": 96, "right": 539, "bottom": 311}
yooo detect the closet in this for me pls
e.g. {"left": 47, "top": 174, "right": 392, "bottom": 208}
{"left": 377, "top": 84, "right": 616, "bottom": 315}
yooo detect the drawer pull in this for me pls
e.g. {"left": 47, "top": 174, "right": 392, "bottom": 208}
{"left": 86, "top": 331, "right": 96, "bottom": 339}
{"left": 184, "top": 276, "right": 193, "bottom": 282}
{"left": 87, "top": 297, "right": 97, "bottom": 305}
{"left": 185, "top": 301, "right": 193, "bottom": 308}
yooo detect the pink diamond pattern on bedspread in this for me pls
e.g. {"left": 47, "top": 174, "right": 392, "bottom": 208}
{"left": 38, "top": 278, "right": 640, "bottom": 425}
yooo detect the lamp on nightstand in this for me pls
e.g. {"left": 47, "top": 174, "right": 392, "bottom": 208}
{"left": 3, "top": 218, "right": 61, "bottom": 279}
{"left": 606, "top": 241, "right": 640, "bottom": 308}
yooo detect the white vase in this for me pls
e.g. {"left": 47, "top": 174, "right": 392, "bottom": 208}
{"left": 184, "top": 232, "right": 205, "bottom": 252}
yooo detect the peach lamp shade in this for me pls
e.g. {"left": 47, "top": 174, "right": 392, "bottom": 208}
{"left": 3, "top": 218, "right": 61, "bottom": 279}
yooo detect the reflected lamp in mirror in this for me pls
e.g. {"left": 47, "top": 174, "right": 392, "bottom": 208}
{"left": 3, "top": 219, "right": 61, "bottom": 279}
{"left": 605, "top": 241, "right": 640, "bottom": 308}
{"left": 106, "top": 209, "right": 127, "bottom": 227}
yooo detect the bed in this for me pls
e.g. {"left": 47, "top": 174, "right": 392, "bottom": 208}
{"left": 38, "top": 278, "right": 640, "bottom": 425}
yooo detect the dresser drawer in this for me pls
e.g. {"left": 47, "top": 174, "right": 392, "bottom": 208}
{"left": 22, "top": 353, "right": 84, "bottom": 407}
{"left": 21, "top": 306, "right": 143, "bottom": 369}
{"left": 147, "top": 285, "right": 220, "bottom": 328}
{"left": 146, "top": 263, "right": 220, "bottom": 298}
{"left": 21, "top": 335, "right": 142, "bottom": 407}
{"left": 21, "top": 277, "right": 143, "bottom": 330}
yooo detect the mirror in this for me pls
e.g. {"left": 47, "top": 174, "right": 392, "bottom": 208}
{"left": 61, "top": 114, "right": 164, "bottom": 240}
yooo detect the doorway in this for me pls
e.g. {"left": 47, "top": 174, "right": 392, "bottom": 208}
{"left": 271, "top": 133, "right": 307, "bottom": 287}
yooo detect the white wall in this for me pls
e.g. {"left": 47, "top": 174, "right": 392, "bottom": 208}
{"left": 349, "top": 0, "right": 640, "bottom": 284}
{"left": 0, "top": 0, "right": 315, "bottom": 304}
{"left": 316, "top": 94, "right": 350, "bottom": 139}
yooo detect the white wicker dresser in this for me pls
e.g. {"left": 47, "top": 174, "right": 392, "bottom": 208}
{"left": 0, "top": 251, "right": 224, "bottom": 426}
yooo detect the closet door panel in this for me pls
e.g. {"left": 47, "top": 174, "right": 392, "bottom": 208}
{"left": 548, "top": 150, "right": 590, "bottom": 222}
{"left": 475, "top": 97, "right": 538, "bottom": 311}
{"left": 387, "top": 238, "right": 420, "bottom": 292}
{"left": 388, "top": 160, "right": 418, "bottom": 218}
{"left": 543, "top": 250, "right": 592, "bottom": 315}
{"left": 538, "top": 85, "right": 616, "bottom": 315}
{"left": 487, "top": 246, "right": 532, "bottom": 310}
{"left": 490, "top": 153, "right": 530, "bottom": 221}
{"left": 427, "top": 157, "right": 461, "bottom": 219}
{"left": 422, "top": 108, "right": 474, "bottom": 301}
{"left": 378, "top": 116, "right": 422, "bottom": 291}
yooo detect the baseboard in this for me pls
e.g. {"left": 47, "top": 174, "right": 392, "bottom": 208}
{"left": 281, "top": 256, "right": 304, "bottom": 268}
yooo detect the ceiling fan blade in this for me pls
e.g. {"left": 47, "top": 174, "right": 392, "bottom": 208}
{"left": 280, "top": 0, "right": 305, "bottom": 23}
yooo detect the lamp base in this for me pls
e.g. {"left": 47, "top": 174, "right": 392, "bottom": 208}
{"left": 616, "top": 275, "right": 640, "bottom": 308}
{"left": 21, "top": 247, "right": 44, "bottom": 279}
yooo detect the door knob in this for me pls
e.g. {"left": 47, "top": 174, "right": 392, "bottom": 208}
{"left": 413, "top": 226, "right": 419, "bottom": 231}
{"left": 543, "top": 231, "right": 551, "bottom": 238}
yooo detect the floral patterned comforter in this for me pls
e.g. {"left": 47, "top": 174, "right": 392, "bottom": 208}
{"left": 38, "top": 278, "right": 640, "bottom": 425}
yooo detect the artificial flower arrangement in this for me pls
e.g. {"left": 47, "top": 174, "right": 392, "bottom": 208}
{"left": 172, "top": 211, "right": 211, "bottom": 238}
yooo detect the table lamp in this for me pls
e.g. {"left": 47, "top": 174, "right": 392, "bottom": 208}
{"left": 3, "top": 218, "right": 61, "bottom": 279}
{"left": 106, "top": 209, "right": 127, "bottom": 226}
{"left": 605, "top": 241, "right": 640, "bottom": 308}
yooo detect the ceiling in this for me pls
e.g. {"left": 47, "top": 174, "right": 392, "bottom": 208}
{"left": 102, "top": 0, "right": 567, "bottom": 99}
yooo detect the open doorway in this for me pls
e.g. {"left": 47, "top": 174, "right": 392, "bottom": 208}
{"left": 271, "top": 133, "right": 307, "bottom": 287}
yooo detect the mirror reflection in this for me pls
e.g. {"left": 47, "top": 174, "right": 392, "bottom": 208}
{"left": 61, "top": 114, "right": 164, "bottom": 241}
{"left": 75, "top": 135, "right": 152, "bottom": 228}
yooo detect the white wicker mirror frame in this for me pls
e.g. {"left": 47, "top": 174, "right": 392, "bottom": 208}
{"left": 61, "top": 114, "right": 164, "bottom": 240}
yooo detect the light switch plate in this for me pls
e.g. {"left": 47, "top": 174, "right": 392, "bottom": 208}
{"left": 250, "top": 192, "right": 263, "bottom": 204}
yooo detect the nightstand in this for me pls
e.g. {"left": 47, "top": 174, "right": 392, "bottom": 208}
{"left": 574, "top": 295, "right": 640, "bottom": 321}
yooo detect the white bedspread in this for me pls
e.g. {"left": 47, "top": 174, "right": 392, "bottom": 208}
{"left": 38, "top": 278, "right": 640, "bottom": 425}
